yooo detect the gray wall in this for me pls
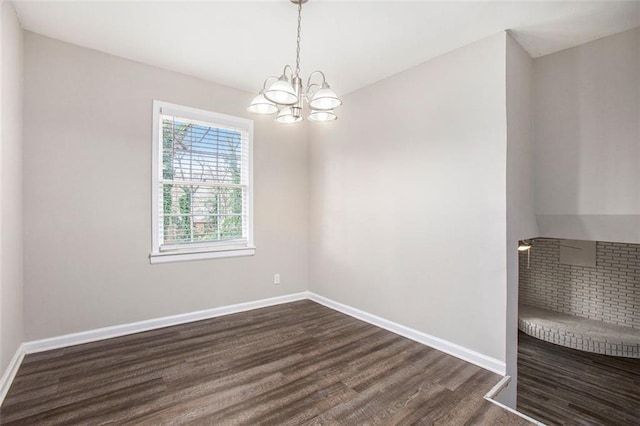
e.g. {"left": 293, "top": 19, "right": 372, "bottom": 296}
{"left": 534, "top": 27, "right": 640, "bottom": 243}
{"left": 502, "top": 33, "right": 538, "bottom": 408}
{"left": 308, "top": 33, "right": 508, "bottom": 362}
{"left": 23, "top": 33, "right": 309, "bottom": 340}
{"left": 520, "top": 239, "right": 640, "bottom": 329}
{"left": 1, "top": 1, "right": 24, "bottom": 373}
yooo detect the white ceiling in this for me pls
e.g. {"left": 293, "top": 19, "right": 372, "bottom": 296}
{"left": 12, "top": 1, "right": 640, "bottom": 96}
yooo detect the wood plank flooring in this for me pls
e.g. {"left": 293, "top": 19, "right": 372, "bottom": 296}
{"left": 1, "top": 300, "right": 528, "bottom": 425}
{"left": 517, "top": 331, "right": 640, "bottom": 425}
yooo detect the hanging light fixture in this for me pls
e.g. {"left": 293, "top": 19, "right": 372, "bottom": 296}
{"left": 247, "top": 0, "right": 342, "bottom": 123}
{"left": 518, "top": 240, "right": 533, "bottom": 269}
{"left": 517, "top": 240, "right": 532, "bottom": 251}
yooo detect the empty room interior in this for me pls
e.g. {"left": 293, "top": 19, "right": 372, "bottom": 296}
{"left": 1, "top": 0, "right": 639, "bottom": 424}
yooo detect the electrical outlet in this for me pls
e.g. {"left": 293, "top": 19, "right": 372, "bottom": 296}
{"left": 274, "top": 274, "right": 280, "bottom": 285}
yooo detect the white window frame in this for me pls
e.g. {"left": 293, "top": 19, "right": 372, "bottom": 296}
{"left": 150, "top": 100, "right": 255, "bottom": 264}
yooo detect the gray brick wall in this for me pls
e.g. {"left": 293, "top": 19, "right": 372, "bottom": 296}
{"left": 519, "top": 239, "right": 640, "bottom": 329}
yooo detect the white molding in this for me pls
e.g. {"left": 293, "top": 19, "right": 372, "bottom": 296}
{"left": 24, "top": 292, "right": 308, "bottom": 354}
{"left": 19, "top": 292, "right": 510, "bottom": 375}
{"left": 9, "top": 290, "right": 523, "bottom": 417}
{"left": 149, "top": 247, "right": 256, "bottom": 264}
{"left": 307, "top": 292, "right": 506, "bottom": 375}
{"left": 20, "top": 291, "right": 507, "bottom": 377}
{"left": 484, "top": 398, "right": 545, "bottom": 425}
{"left": 4, "top": 291, "right": 541, "bottom": 423}
{"left": 484, "top": 375, "right": 511, "bottom": 400}
{"left": 483, "top": 377, "right": 545, "bottom": 425}
{"left": 0, "top": 343, "right": 26, "bottom": 406}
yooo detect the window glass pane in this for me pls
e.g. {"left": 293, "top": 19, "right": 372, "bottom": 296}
{"left": 162, "top": 118, "right": 243, "bottom": 184}
{"left": 161, "top": 184, "right": 244, "bottom": 245}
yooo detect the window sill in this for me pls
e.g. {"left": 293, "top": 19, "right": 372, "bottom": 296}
{"left": 149, "top": 246, "right": 256, "bottom": 264}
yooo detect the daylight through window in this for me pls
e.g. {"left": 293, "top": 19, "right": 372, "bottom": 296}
{"left": 151, "top": 102, "right": 254, "bottom": 263}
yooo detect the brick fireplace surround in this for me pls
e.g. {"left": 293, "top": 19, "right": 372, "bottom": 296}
{"left": 518, "top": 238, "right": 640, "bottom": 357}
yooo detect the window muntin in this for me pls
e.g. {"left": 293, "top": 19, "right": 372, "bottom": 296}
{"left": 151, "top": 101, "right": 253, "bottom": 262}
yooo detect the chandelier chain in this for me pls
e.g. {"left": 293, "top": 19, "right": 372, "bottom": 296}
{"left": 295, "top": 0, "right": 302, "bottom": 77}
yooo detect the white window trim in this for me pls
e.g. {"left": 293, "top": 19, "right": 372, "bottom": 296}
{"left": 150, "top": 100, "right": 255, "bottom": 264}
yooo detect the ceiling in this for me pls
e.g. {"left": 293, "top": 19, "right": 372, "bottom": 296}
{"left": 12, "top": 1, "right": 640, "bottom": 96}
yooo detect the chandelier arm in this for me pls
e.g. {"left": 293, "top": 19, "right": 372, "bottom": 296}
{"left": 262, "top": 76, "right": 279, "bottom": 90}
{"left": 305, "top": 83, "right": 320, "bottom": 99}
{"left": 295, "top": 0, "right": 302, "bottom": 78}
{"left": 282, "top": 65, "right": 294, "bottom": 80}
{"left": 305, "top": 70, "right": 327, "bottom": 93}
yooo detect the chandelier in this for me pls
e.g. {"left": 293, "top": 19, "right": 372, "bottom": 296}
{"left": 247, "top": 0, "right": 342, "bottom": 123}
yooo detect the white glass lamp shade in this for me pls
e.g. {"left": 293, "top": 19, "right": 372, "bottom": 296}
{"left": 518, "top": 241, "right": 532, "bottom": 251}
{"left": 264, "top": 78, "right": 298, "bottom": 105}
{"left": 308, "top": 109, "right": 337, "bottom": 122}
{"left": 309, "top": 86, "right": 342, "bottom": 110}
{"left": 276, "top": 107, "right": 303, "bottom": 124}
{"left": 247, "top": 93, "right": 278, "bottom": 114}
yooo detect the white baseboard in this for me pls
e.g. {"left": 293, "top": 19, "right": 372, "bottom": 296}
{"left": 308, "top": 292, "right": 506, "bottom": 375}
{"left": 23, "top": 292, "right": 309, "bottom": 354}
{"left": 484, "top": 375, "right": 511, "bottom": 399}
{"left": 21, "top": 291, "right": 508, "bottom": 376}
{"left": 484, "top": 397, "right": 545, "bottom": 425}
{"left": 2, "top": 291, "right": 538, "bottom": 422}
{"left": 7, "top": 290, "right": 508, "bottom": 409}
{"left": 483, "top": 376, "right": 545, "bottom": 425}
{"left": 0, "top": 343, "right": 26, "bottom": 406}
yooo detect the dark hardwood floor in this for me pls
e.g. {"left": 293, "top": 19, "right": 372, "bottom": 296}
{"left": 518, "top": 331, "right": 640, "bottom": 425}
{"left": 1, "top": 300, "right": 528, "bottom": 425}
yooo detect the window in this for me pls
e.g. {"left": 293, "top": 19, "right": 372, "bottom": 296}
{"left": 150, "top": 101, "right": 254, "bottom": 264}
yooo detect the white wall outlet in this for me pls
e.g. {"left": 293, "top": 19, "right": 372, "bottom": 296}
{"left": 274, "top": 274, "right": 280, "bottom": 285}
